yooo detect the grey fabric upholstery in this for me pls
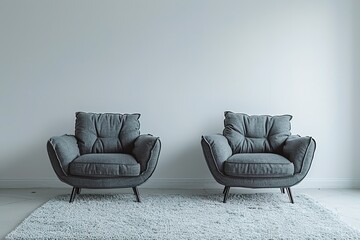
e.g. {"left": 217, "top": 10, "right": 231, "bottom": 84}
{"left": 224, "top": 153, "right": 294, "bottom": 177}
{"left": 75, "top": 112, "right": 140, "bottom": 155}
{"left": 201, "top": 112, "right": 316, "bottom": 189}
{"left": 283, "top": 136, "right": 313, "bottom": 174}
{"left": 223, "top": 112, "right": 291, "bottom": 154}
{"left": 69, "top": 153, "right": 140, "bottom": 177}
{"left": 47, "top": 135, "right": 80, "bottom": 177}
{"left": 201, "top": 135, "right": 232, "bottom": 172}
{"left": 132, "top": 134, "right": 162, "bottom": 172}
{"left": 47, "top": 112, "right": 161, "bottom": 190}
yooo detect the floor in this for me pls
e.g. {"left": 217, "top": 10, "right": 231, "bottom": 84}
{"left": 0, "top": 188, "right": 359, "bottom": 239}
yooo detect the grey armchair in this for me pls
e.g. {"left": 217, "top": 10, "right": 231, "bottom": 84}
{"left": 47, "top": 112, "right": 161, "bottom": 203}
{"left": 201, "top": 112, "right": 316, "bottom": 203}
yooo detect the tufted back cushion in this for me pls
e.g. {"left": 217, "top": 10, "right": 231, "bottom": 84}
{"left": 223, "top": 112, "right": 292, "bottom": 154}
{"left": 75, "top": 112, "right": 140, "bottom": 155}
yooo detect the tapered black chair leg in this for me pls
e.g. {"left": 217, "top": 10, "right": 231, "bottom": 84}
{"left": 69, "top": 187, "right": 78, "bottom": 203}
{"left": 132, "top": 187, "right": 141, "bottom": 202}
{"left": 223, "top": 186, "right": 230, "bottom": 203}
{"left": 285, "top": 187, "right": 294, "bottom": 204}
{"left": 76, "top": 188, "right": 81, "bottom": 194}
{"left": 223, "top": 186, "right": 227, "bottom": 194}
{"left": 280, "top": 188, "right": 285, "bottom": 194}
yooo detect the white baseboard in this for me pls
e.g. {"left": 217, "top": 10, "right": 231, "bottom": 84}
{"left": 0, "top": 179, "right": 68, "bottom": 188}
{"left": 145, "top": 178, "right": 360, "bottom": 189}
{"left": 297, "top": 178, "right": 360, "bottom": 188}
{"left": 142, "top": 178, "right": 218, "bottom": 189}
{"left": 0, "top": 178, "right": 359, "bottom": 189}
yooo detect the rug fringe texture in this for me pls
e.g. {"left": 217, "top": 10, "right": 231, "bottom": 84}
{"left": 6, "top": 193, "right": 360, "bottom": 240}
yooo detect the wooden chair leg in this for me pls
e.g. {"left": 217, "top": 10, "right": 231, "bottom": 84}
{"left": 69, "top": 187, "right": 79, "bottom": 203}
{"left": 223, "top": 186, "right": 230, "bottom": 203}
{"left": 132, "top": 187, "right": 141, "bottom": 203}
{"left": 285, "top": 187, "right": 294, "bottom": 204}
{"left": 223, "top": 186, "right": 227, "bottom": 194}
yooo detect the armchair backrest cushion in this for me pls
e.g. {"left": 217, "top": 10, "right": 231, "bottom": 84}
{"left": 75, "top": 112, "right": 140, "bottom": 155}
{"left": 223, "top": 112, "right": 291, "bottom": 154}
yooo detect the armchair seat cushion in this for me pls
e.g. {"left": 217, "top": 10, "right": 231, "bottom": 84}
{"left": 69, "top": 153, "right": 140, "bottom": 177}
{"left": 224, "top": 153, "right": 294, "bottom": 177}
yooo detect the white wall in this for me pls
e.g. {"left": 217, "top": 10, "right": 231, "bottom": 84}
{"left": 0, "top": 0, "right": 359, "bottom": 188}
{"left": 352, "top": 0, "right": 360, "bottom": 186}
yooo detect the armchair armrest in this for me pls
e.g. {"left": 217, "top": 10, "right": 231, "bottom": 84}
{"left": 201, "top": 134, "right": 232, "bottom": 172}
{"left": 47, "top": 135, "right": 80, "bottom": 178}
{"left": 283, "top": 135, "right": 316, "bottom": 174}
{"left": 132, "top": 134, "right": 161, "bottom": 173}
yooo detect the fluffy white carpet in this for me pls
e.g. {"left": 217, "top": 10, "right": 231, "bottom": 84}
{"left": 6, "top": 193, "right": 360, "bottom": 240}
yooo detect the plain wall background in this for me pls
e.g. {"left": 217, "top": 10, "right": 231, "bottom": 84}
{"left": 0, "top": 0, "right": 359, "bottom": 188}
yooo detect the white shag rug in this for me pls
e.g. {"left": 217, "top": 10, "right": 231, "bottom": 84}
{"left": 6, "top": 193, "right": 360, "bottom": 240}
